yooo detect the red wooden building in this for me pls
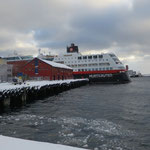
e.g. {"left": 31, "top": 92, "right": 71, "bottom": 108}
{"left": 20, "top": 58, "right": 73, "bottom": 80}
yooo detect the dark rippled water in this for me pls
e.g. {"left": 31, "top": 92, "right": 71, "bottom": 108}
{"left": 0, "top": 77, "right": 150, "bottom": 150}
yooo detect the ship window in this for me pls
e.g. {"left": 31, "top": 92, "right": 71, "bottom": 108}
{"left": 109, "top": 54, "right": 116, "bottom": 57}
{"left": 78, "top": 57, "right": 82, "bottom": 60}
{"left": 99, "top": 68, "right": 101, "bottom": 70}
{"left": 99, "top": 55, "right": 103, "bottom": 58}
{"left": 93, "top": 55, "right": 97, "bottom": 59}
{"left": 83, "top": 56, "right": 87, "bottom": 59}
{"left": 88, "top": 56, "right": 92, "bottom": 59}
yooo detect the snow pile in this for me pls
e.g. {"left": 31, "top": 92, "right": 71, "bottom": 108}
{"left": 0, "top": 79, "right": 88, "bottom": 92}
{"left": 0, "top": 135, "right": 86, "bottom": 150}
{"left": 39, "top": 58, "right": 72, "bottom": 70}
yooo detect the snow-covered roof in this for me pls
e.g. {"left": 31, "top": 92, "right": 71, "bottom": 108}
{"left": 39, "top": 58, "right": 72, "bottom": 70}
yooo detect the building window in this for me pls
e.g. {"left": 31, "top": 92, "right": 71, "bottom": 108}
{"left": 35, "top": 68, "right": 38, "bottom": 74}
{"left": 34, "top": 59, "right": 38, "bottom": 66}
{"left": 53, "top": 75, "right": 55, "bottom": 80}
{"left": 58, "top": 75, "right": 60, "bottom": 80}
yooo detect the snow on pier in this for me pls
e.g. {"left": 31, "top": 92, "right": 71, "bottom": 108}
{"left": 0, "top": 79, "right": 89, "bottom": 113}
{"left": 0, "top": 79, "right": 88, "bottom": 92}
{"left": 0, "top": 135, "right": 87, "bottom": 150}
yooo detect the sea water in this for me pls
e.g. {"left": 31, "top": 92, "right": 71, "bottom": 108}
{"left": 0, "top": 77, "right": 150, "bottom": 150}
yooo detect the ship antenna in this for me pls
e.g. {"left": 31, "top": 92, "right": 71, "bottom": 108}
{"left": 14, "top": 50, "right": 18, "bottom": 56}
{"left": 38, "top": 48, "right": 41, "bottom": 55}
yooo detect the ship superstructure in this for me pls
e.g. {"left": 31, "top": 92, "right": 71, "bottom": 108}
{"left": 3, "top": 55, "right": 33, "bottom": 62}
{"left": 52, "top": 43, "right": 130, "bottom": 83}
{"left": 54, "top": 51, "right": 125, "bottom": 73}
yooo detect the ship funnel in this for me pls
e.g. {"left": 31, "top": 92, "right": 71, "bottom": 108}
{"left": 126, "top": 65, "right": 129, "bottom": 71}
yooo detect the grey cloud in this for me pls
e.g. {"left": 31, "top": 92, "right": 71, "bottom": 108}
{"left": 0, "top": 0, "right": 150, "bottom": 73}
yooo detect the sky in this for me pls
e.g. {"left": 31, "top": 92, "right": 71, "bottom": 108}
{"left": 0, "top": 0, "right": 150, "bottom": 74}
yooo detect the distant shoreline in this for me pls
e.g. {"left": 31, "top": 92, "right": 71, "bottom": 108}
{"left": 142, "top": 74, "right": 150, "bottom": 77}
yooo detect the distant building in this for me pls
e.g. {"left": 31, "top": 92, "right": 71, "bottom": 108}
{"left": 0, "top": 58, "right": 7, "bottom": 64}
{"left": 128, "top": 70, "right": 142, "bottom": 77}
{"left": 4, "top": 55, "right": 33, "bottom": 76}
{"left": 7, "top": 60, "right": 30, "bottom": 76}
{"left": 128, "top": 70, "right": 136, "bottom": 77}
{"left": 0, "top": 58, "right": 12, "bottom": 82}
{"left": 20, "top": 58, "right": 73, "bottom": 80}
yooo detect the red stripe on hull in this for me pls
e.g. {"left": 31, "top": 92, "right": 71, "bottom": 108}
{"left": 73, "top": 69, "right": 126, "bottom": 75}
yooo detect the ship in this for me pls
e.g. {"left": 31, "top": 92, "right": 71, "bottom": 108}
{"left": 3, "top": 55, "right": 33, "bottom": 62}
{"left": 50, "top": 43, "right": 131, "bottom": 83}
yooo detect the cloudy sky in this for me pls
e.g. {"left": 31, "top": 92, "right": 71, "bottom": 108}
{"left": 0, "top": 0, "right": 150, "bottom": 74}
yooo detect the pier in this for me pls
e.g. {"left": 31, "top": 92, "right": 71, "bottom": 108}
{"left": 0, "top": 79, "right": 88, "bottom": 113}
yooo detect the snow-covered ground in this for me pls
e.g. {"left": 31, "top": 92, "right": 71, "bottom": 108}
{"left": 0, "top": 79, "right": 88, "bottom": 92}
{"left": 0, "top": 135, "right": 86, "bottom": 150}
